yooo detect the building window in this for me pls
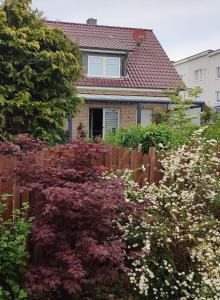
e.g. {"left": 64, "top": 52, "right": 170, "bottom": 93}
{"left": 216, "top": 91, "right": 220, "bottom": 102}
{"left": 141, "top": 109, "right": 153, "bottom": 127}
{"left": 88, "top": 55, "right": 121, "bottom": 78}
{"left": 194, "top": 69, "right": 203, "bottom": 81}
{"left": 216, "top": 66, "right": 220, "bottom": 79}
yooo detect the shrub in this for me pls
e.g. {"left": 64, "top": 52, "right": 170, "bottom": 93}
{"left": 201, "top": 105, "right": 217, "bottom": 125}
{"left": 6, "top": 137, "right": 138, "bottom": 299}
{"left": 105, "top": 125, "right": 145, "bottom": 150}
{"left": 171, "top": 123, "right": 199, "bottom": 148}
{"left": 203, "top": 114, "right": 220, "bottom": 142}
{"left": 0, "top": 197, "right": 31, "bottom": 300}
{"left": 141, "top": 124, "right": 174, "bottom": 153}
{"left": 105, "top": 123, "right": 200, "bottom": 154}
{"left": 0, "top": 0, "right": 82, "bottom": 143}
{"left": 105, "top": 124, "right": 174, "bottom": 153}
{"left": 118, "top": 129, "right": 220, "bottom": 299}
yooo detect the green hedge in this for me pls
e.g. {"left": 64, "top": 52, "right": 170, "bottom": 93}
{"left": 105, "top": 123, "right": 199, "bottom": 153}
{"left": 203, "top": 114, "right": 220, "bottom": 142}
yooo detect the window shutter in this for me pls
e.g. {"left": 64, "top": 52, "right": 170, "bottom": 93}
{"left": 103, "top": 109, "right": 119, "bottom": 136}
{"left": 121, "top": 55, "right": 128, "bottom": 77}
{"left": 81, "top": 53, "right": 88, "bottom": 75}
{"left": 141, "top": 109, "right": 153, "bottom": 126}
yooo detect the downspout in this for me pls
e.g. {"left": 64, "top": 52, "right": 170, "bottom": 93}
{"left": 137, "top": 103, "right": 142, "bottom": 124}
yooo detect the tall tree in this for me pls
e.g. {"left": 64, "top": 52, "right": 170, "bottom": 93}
{"left": 0, "top": 0, "right": 82, "bottom": 142}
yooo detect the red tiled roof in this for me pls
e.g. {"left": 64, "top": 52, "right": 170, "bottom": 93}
{"left": 47, "top": 21, "right": 182, "bottom": 89}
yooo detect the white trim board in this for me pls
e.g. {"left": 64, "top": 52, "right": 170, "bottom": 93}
{"left": 81, "top": 48, "right": 127, "bottom": 55}
{"left": 77, "top": 86, "right": 172, "bottom": 93}
{"left": 78, "top": 93, "right": 170, "bottom": 102}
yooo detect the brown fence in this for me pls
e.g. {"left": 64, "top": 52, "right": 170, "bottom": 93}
{"left": 94, "top": 144, "right": 162, "bottom": 185}
{"left": 0, "top": 145, "right": 162, "bottom": 216}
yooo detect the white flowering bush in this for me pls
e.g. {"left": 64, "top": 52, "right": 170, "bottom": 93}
{"left": 117, "top": 129, "right": 220, "bottom": 299}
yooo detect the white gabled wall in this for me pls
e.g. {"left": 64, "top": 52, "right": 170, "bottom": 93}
{"left": 174, "top": 51, "right": 220, "bottom": 107}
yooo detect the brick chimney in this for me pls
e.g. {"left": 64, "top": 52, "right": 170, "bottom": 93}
{"left": 86, "top": 18, "right": 97, "bottom": 25}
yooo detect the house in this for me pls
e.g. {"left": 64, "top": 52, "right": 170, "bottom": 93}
{"left": 174, "top": 49, "right": 220, "bottom": 110}
{"left": 48, "top": 18, "right": 184, "bottom": 138}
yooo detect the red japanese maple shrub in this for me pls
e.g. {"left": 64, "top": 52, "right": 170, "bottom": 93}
{"left": 11, "top": 138, "right": 134, "bottom": 298}
{"left": 0, "top": 134, "right": 45, "bottom": 155}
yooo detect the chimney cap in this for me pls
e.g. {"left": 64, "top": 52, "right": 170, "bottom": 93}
{"left": 87, "top": 18, "right": 97, "bottom": 25}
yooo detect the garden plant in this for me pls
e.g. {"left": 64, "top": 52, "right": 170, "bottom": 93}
{"left": 0, "top": 196, "right": 31, "bottom": 300}
{"left": 0, "top": 0, "right": 82, "bottom": 143}
{"left": 116, "top": 129, "right": 220, "bottom": 299}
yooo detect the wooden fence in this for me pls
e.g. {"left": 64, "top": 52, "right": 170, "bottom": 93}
{"left": 0, "top": 145, "right": 162, "bottom": 215}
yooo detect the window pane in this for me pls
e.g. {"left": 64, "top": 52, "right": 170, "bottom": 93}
{"left": 104, "top": 109, "right": 119, "bottom": 136}
{"left": 217, "top": 91, "right": 220, "bottom": 102}
{"left": 194, "top": 69, "right": 203, "bottom": 81}
{"left": 88, "top": 56, "right": 103, "bottom": 76}
{"left": 105, "top": 57, "right": 120, "bottom": 78}
{"left": 141, "top": 109, "right": 152, "bottom": 126}
{"left": 217, "top": 67, "right": 220, "bottom": 79}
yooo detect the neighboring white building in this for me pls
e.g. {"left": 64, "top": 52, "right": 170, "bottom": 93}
{"left": 174, "top": 49, "right": 220, "bottom": 109}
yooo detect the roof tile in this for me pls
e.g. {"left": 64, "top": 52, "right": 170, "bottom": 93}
{"left": 47, "top": 21, "right": 182, "bottom": 89}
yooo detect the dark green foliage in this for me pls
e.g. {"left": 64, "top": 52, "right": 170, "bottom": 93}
{"left": 105, "top": 123, "right": 198, "bottom": 153}
{"left": 105, "top": 125, "right": 145, "bottom": 150}
{"left": 0, "top": 196, "right": 31, "bottom": 300}
{"left": 203, "top": 113, "right": 220, "bottom": 142}
{"left": 152, "top": 106, "right": 169, "bottom": 124}
{"left": 171, "top": 124, "right": 200, "bottom": 148}
{"left": 201, "top": 104, "right": 217, "bottom": 125}
{"left": 141, "top": 124, "right": 174, "bottom": 153}
{"left": 0, "top": 0, "right": 82, "bottom": 143}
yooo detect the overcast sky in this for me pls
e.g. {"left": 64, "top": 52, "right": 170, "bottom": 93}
{"left": 32, "top": 0, "right": 219, "bottom": 61}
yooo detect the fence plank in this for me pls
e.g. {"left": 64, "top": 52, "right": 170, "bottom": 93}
{"left": 142, "top": 154, "right": 150, "bottom": 185}
{"left": 111, "top": 146, "right": 118, "bottom": 170}
{"left": 131, "top": 150, "right": 143, "bottom": 185}
{"left": 118, "top": 147, "right": 130, "bottom": 169}
{"left": 149, "top": 147, "right": 156, "bottom": 184}
{"left": 104, "top": 144, "right": 113, "bottom": 170}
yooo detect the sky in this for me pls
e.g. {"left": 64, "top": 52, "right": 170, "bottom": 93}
{"left": 32, "top": 0, "right": 220, "bottom": 62}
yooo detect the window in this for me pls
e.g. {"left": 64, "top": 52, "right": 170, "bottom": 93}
{"left": 216, "top": 66, "right": 220, "bottom": 79}
{"left": 216, "top": 91, "right": 220, "bottom": 102}
{"left": 194, "top": 69, "right": 203, "bottom": 81}
{"left": 88, "top": 55, "right": 121, "bottom": 78}
{"left": 141, "top": 109, "right": 152, "bottom": 126}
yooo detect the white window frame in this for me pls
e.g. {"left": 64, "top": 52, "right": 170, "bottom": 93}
{"left": 88, "top": 55, "right": 121, "bottom": 78}
{"left": 216, "top": 91, "right": 220, "bottom": 102}
{"left": 216, "top": 66, "right": 220, "bottom": 79}
{"left": 194, "top": 69, "right": 203, "bottom": 81}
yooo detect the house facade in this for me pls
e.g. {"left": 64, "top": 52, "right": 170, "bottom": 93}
{"left": 48, "top": 19, "right": 183, "bottom": 138}
{"left": 174, "top": 50, "right": 220, "bottom": 110}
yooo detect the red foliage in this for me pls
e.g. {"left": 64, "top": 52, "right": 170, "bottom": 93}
{"left": 0, "top": 134, "right": 45, "bottom": 155}
{"left": 10, "top": 138, "right": 134, "bottom": 298}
